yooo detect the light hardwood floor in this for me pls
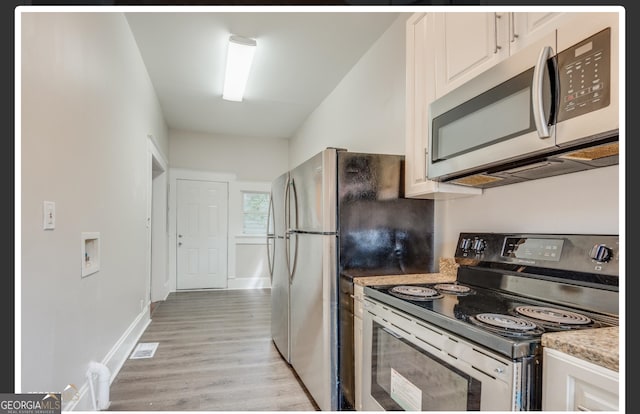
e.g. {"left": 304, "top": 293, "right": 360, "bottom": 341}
{"left": 108, "top": 289, "right": 318, "bottom": 411}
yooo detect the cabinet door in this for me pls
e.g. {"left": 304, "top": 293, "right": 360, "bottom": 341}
{"left": 510, "top": 12, "right": 563, "bottom": 54}
{"left": 542, "top": 348, "right": 619, "bottom": 411}
{"left": 404, "top": 13, "right": 482, "bottom": 200}
{"left": 433, "top": 12, "right": 508, "bottom": 98}
{"left": 405, "top": 13, "right": 431, "bottom": 194}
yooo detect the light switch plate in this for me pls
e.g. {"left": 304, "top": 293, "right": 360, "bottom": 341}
{"left": 43, "top": 201, "right": 55, "bottom": 230}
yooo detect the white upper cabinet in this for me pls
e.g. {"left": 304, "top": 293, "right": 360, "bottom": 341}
{"left": 404, "top": 13, "right": 482, "bottom": 199}
{"left": 433, "top": 12, "right": 563, "bottom": 99}
{"left": 510, "top": 12, "right": 563, "bottom": 54}
{"left": 433, "top": 12, "right": 508, "bottom": 98}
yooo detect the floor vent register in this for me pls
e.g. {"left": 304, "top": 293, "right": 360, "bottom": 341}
{"left": 129, "top": 342, "right": 159, "bottom": 359}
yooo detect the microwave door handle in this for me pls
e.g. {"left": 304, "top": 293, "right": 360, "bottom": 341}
{"left": 532, "top": 45, "right": 554, "bottom": 138}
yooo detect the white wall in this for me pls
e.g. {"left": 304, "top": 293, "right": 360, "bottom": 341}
{"left": 150, "top": 144, "right": 170, "bottom": 303}
{"left": 170, "top": 129, "right": 289, "bottom": 181}
{"left": 289, "top": 13, "right": 412, "bottom": 168}
{"left": 435, "top": 165, "right": 620, "bottom": 258}
{"left": 20, "top": 11, "right": 168, "bottom": 406}
{"left": 169, "top": 130, "right": 286, "bottom": 289}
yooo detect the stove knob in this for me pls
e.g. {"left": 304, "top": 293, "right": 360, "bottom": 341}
{"left": 472, "top": 238, "right": 486, "bottom": 253}
{"left": 459, "top": 238, "right": 472, "bottom": 250}
{"left": 589, "top": 244, "right": 613, "bottom": 263}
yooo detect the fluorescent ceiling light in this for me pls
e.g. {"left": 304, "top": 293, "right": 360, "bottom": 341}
{"left": 222, "top": 35, "right": 257, "bottom": 102}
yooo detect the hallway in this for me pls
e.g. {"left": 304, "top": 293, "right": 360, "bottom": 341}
{"left": 108, "top": 289, "right": 317, "bottom": 411}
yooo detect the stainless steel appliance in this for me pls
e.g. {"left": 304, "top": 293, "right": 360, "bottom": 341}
{"left": 428, "top": 14, "right": 619, "bottom": 188}
{"left": 361, "top": 232, "right": 619, "bottom": 411}
{"left": 267, "top": 171, "right": 290, "bottom": 362}
{"left": 267, "top": 148, "right": 436, "bottom": 410}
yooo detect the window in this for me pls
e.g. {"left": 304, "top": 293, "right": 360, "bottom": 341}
{"left": 242, "top": 191, "right": 270, "bottom": 235}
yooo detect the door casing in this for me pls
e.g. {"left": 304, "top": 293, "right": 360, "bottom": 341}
{"left": 168, "top": 169, "right": 236, "bottom": 292}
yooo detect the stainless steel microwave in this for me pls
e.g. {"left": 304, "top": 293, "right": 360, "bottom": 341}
{"left": 428, "top": 14, "right": 619, "bottom": 188}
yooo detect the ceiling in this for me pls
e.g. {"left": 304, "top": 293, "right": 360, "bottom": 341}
{"left": 125, "top": 11, "right": 402, "bottom": 140}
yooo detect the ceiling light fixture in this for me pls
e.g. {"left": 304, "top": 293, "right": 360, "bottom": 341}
{"left": 222, "top": 35, "right": 257, "bottom": 102}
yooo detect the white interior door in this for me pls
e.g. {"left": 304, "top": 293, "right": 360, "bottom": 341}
{"left": 176, "top": 179, "right": 228, "bottom": 290}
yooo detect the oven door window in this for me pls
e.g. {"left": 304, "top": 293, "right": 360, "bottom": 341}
{"left": 370, "top": 321, "right": 481, "bottom": 411}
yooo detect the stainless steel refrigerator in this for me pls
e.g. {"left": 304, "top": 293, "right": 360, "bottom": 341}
{"left": 267, "top": 148, "right": 435, "bottom": 411}
{"left": 267, "top": 171, "right": 290, "bottom": 363}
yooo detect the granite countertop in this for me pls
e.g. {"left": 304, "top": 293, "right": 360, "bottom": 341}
{"left": 353, "top": 258, "right": 458, "bottom": 286}
{"left": 541, "top": 327, "right": 619, "bottom": 372}
{"left": 352, "top": 258, "right": 458, "bottom": 286}
{"left": 354, "top": 272, "right": 456, "bottom": 286}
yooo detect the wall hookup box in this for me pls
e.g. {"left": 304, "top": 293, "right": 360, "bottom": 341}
{"left": 81, "top": 232, "right": 100, "bottom": 278}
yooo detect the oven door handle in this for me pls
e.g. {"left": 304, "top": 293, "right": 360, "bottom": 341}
{"left": 382, "top": 326, "right": 402, "bottom": 339}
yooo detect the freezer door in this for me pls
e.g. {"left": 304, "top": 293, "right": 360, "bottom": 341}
{"left": 270, "top": 172, "right": 289, "bottom": 238}
{"left": 289, "top": 232, "right": 338, "bottom": 411}
{"left": 270, "top": 172, "right": 290, "bottom": 362}
{"left": 288, "top": 149, "right": 337, "bottom": 234}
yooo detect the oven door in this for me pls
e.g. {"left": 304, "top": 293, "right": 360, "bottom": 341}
{"left": 361, "top": 298, "right": 520, "bottom": 411}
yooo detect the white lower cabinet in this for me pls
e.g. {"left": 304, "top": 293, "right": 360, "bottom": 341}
{"left": 353, "top": 284, "right": 364, "bottom": 411}
{"left": 542, "top": 347, "right": 619, "bottom": 411}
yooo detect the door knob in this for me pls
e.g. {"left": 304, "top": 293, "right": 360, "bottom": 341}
{"left": 178, "top": 234, "right": 183, "bottom": 238}
{"left": 178, "top": 242, "right": 182, "bottom": 246}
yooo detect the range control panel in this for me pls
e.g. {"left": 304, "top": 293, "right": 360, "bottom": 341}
{"left": 455, "top": 232, "right": 619, "bottom": 277}
{"left": 557, "top": 27, "right": 611, "bottom": 122}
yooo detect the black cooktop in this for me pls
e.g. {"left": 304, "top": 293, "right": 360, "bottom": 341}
{"left": 364, "top": 232, "right": 619, "bottom": 359}
{"left": 364, "top": 280, "right": 615, "bottom": 359}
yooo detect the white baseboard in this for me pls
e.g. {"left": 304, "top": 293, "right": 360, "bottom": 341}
{"left": 172, "top": 278, "right": 272, "bottom": 294}
{"left": 226, "top": 277, "right": 271, "bottom": 290}
{"left": 63, "top": 307, "right": 151, "bottom": 411}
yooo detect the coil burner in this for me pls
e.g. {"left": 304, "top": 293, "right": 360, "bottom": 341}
{"left": 469, "top": 313, "right": 545, "bottom": 338}
{"left": 513, "top": 305, "right": 597, "bottom": 331}
{"left": 434, "top": 283, "right": 474, "bottom": 295}
{"left": 388, "top": 285, "right": 443, "bottom": 301}
{"left": 514, "top": 306, "right": 592, "bottom": 324}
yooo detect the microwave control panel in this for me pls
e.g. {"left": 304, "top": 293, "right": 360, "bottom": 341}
{"left": 556, "top": 28, "right": 611, "bottom": 122}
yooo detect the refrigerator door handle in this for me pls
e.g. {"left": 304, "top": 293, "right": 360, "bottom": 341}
{"left": 288, "top": 233, "right": 299, "bottom": 282}
{"left": 284, "top": 177, "right": 290, "bottom": 276}
{"left": 266, "top": 194, "right": 275, "bottom": 283}
{"left": 286, "top": 178, "right": 299, "bottom": 281}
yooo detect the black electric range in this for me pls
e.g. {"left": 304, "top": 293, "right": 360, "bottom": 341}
{"left": 363, "top": 232, "right": 620, "bottom": 360}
